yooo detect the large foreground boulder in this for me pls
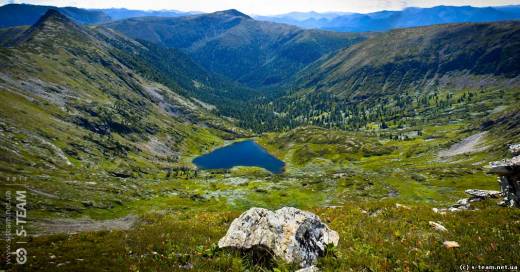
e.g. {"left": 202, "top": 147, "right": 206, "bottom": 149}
{"left": 218, "top": 207, "right": 339, "bottom": 268}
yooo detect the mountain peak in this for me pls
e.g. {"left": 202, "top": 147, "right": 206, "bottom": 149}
{"left": 14, "top": 9, "right": 90, "bottom": 46}
{"left": 214, "top": 9, "right": 251, "bottom": 19}
{"left": 34, "top": 9, "right": 74, "bottom": 27}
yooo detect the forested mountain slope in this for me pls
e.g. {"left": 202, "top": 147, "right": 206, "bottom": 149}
{"left": 106, "top": 10, "right": 368, "bottom": 88}
{"left": 252, "top": 22, "right": 520, "bottom": 133}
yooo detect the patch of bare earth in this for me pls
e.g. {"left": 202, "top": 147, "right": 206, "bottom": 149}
{"left": 438, "top": 131, "right": 488, "bottom": 160}
{"left": 34, "top": 215, "right": 137, "bottom": 236}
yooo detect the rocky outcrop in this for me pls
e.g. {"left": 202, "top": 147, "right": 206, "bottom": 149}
{"left": 433, "top": 189, "right": 501, "bottom": 213}
{"left": 433, "top": 144, "right": 520, "bottom": 212}
{"left": 489, "top": 144, "right": 520, "bottom": 207}
{"left": 218, "top": 207, "right": 339, "bottom": 268}
{"left": 464, "top": 189, "right": 501, "bottom": 198}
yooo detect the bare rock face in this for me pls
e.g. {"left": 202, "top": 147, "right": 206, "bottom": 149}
{"left": 218, "top": 207, "right": 339, "bottom": 268}
{"left": 489, "top": 144, "right": 520, "bottom": 207}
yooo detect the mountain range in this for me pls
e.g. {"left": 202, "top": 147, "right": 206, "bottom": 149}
{"left": 263, "top": 21, "right": 520, "bottom": 131}
{"left": 0, "top": 9, "right": 249, "bottom": 176}
{"left": 2, "top": 5, "right": 518, "bottom": 134}
{"left": 102, "top": 8, "right": 520, "bottom": 131}
{"left": 0, "top": 3, "right": 111, "bottom": 27}
{"left": 256, "top": 5, "right": 520, "bottom": 32}
{"left": 2, "top": 3, "right": 520, "bottom": 33}
{"left": 105, "top": 9, "right": 367, "bottom": 88}
{"left": 0, "top": 4, "right": 196, "bottom": 27}
{"left": 93, "top": 8, "right": 199, "bottom": 21}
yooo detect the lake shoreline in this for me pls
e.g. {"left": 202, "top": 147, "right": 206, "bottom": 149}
{"left": 192, "top": 139, "right": 285, "bottom": 174}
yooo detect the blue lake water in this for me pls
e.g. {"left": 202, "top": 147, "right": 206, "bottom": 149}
{"left": 193, "top": 140, "right": 285, "bottom": 174}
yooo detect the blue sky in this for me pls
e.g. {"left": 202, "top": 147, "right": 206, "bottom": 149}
{"left": 2, "top": 0, "right": 520, "bottom": 15}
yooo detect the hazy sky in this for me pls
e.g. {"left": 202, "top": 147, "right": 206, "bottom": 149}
{"left": 2, "top": 0, "right": 520, "bottom": 15}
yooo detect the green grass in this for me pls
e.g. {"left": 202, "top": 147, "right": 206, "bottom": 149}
{"left": 5, "top": 199, "right": 519, "bottom": 271}
{"left": 4, "top": 118, "right": 518, "bottom": 271}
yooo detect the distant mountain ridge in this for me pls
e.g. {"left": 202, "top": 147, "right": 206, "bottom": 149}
{"left": 254, "top": 11, "right": 352, "bottom": 27}
{"left": 0, "top": 4, "right": 197, "bottom": 27}
{"left": 106, "top": 9, "right": 368, "bottom": 88}
{"left": 0, "top": 3, "right": 111, "bottom": 27}
{"left": 258, "top": 5, "right": 520, "bottom": 32}
{"left": 3, "top": 3, "right": 520, "bottom": 33}
{"left": 92, "top": 8, "right": 198, "bottom": 21}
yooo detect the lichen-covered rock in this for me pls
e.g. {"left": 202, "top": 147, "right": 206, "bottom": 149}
{"left": 464, "top": 189, "right": 501, "bottom": 198}
{"left": 429, "top": 221, "right": 448, "bottom": 232}
{"left": 218, "top": 207, "right": 339, "bottom": 268}
{"left": 509, "top": 144, "right": 520, "bottom": 157}
{"left": 296, "top": 265, "right": 320, "bottom": 272}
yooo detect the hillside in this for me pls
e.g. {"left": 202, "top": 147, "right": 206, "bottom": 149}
{"left": 106, "top": 10, "right": 368, "bottom": 88}
{"left": 298, "top": 21, "right": 520, "bottom": 97}
{"left": 0, "top": 3, "right": 111, "bottom": 27}
{"left": 0, "top": 9, "right": 244, "bottom": 182}
{"left": 246, "top": 22, "right": 520, "bottom": 134}
{"left": 90, "top": 26, "right": 260, "bottom": 123}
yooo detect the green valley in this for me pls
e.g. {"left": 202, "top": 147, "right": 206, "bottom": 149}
{"left": 0, "top": 5, "right": 519, "bottom": 272}
{"left": 106, "top": 10, "right": 369, "bottom": 88}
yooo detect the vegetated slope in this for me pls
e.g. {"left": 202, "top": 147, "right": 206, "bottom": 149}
{"left": 91, "top": 26, "right": 260, "bottom": 123}
{"left": 0, "top": 25, "right": 28, "bottom": 46}
{"left": 0, "top": 3, "right": 111, "bottom": 27}
{"left": 299, "top": 22, "right": 520, "bottom": 97}
{"left": 262, "top": 5, "right": 520, "bottom": 32}
{"left": 257, "top": 21, "right": 520, "bottom": 133}
{"left": 106, "top": 9, "right": 368, "bottom": 88}
{"left": 0, "top": 10, "right": 244, "bottom": 179}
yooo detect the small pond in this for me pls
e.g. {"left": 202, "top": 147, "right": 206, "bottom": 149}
{"left": 193, "top": 140, "right": 285, "bottom": 174}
